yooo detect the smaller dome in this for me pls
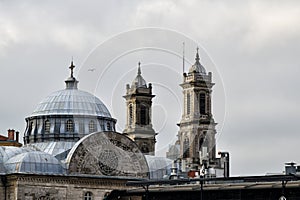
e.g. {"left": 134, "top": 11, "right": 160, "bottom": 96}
{"left": 5, "top": 151, "right": 65, "bottom": 174}
{"left": 131, "top": 62, "right": 147, "bottom": 88}
{"left": 189, "top": 62, "right": 206, "bottom": 74}
{"left": 189, "top": 48, "right": 206, "bottom": 75}
{"left": 132, "top": 75, "right": 147, "bottom": 88}
{"left": 0, "top": 146, "right": 33, "bottom": 163}
{"left": 145, "top": 155, "right": 173, "bottom": 179}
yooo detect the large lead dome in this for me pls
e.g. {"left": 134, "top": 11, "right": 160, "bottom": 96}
{"left": 24, "top": 62, "right": 116, "bottom": 147}
{"left": 31, "top": 89, "right": 111, "bottom": 117}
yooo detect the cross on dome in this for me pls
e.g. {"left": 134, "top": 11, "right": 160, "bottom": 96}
{"left": 69, "top": 61, "right": 75, "bottom": 78}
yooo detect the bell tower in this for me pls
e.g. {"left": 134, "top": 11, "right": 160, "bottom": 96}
{"left": 123, "top": 62, "right": 157, "bottom": 155}
{"left": 178, "top": 48, "right": 217, "bottom": 170}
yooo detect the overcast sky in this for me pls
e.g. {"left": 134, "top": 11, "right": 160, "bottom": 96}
{"left": 0, "top": 0, "right": 300, "bottom": 176}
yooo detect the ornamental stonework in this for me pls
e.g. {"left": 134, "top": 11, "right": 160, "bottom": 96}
{"left": 67, "top": 131, "right": 149, "bottom": 178}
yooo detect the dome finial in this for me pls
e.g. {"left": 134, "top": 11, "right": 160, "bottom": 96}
{"left": 195, "top": 47, "right": 200, "bottom": 63}
{"left": 65, "top": 59, "right": 79, "bottom": 89}
{"left": 69, "top": 59, "right": 75, "bottom": 78}
{"left": 138, "top": 61, "right": 141, "bottom": 75}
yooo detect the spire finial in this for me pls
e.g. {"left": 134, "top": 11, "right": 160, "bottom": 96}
{"left": 183, "top": 42, "right": 185, "bottom": 74}
{"left": 138, "top": 61, "right": 141, "bottom": 75}
{"left": 69, "top": 59, "right": 75, "bottom": 78}
{"left": 195, "top": 47, "right": 200, "bottom": 63}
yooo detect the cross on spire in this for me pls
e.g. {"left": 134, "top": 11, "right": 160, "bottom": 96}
{"left": 69, "top": 60, "right": 75, "bottom": 78}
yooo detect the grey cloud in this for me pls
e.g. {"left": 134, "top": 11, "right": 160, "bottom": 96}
{"left": 0, "top": 0, "right": 299, "bottom": 176}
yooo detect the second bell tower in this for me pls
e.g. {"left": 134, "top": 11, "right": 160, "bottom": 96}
{"left": 123, "top": 62, "right": 157, "bottom": 155}
{"left": 178, "top": 48, "right": 217, "bottom": 170}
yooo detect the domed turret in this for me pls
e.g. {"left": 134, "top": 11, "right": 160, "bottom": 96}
{"left": 188, "top": 47, "right": 206, "bottom": 75}
{"left": 131, "top": 62, "right": 147, "bottom": 88}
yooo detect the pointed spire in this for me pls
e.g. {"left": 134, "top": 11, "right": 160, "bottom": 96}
{"left": 138, "top": 61, "right": 141, "bottom": 75}
{"left": 195, "top": 47, "right": 200, "bottom": 63}
{"left": 188, "top": 47, "right": 207, "bottom": 74}
{"left": 131, "top": 61, "right": 147, "bottom": 88}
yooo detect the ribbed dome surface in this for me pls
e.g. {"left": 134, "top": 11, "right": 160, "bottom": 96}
{"left": 189, "top": 62, "right": 206, "bottom": 74}
{"left": 131, "top": 74, "right": 147, "bottom": 88}
{"left": 31, "top": 89, "right": 111, "bottom": 117}
{"left": 189, "top": 48, "right": 207, "bottom": 75}
{"left": 5, "top": 151, "right": 65, "bottom": 174}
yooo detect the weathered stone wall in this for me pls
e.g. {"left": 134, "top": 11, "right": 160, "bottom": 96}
{"left": 3, "top": 174, "right": 137, "bottom": 200}
{"left": 0, "top": 176, "right": 6, "bottom": 200}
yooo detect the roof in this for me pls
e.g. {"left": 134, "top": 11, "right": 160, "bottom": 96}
{"left": 145, "top": 155, "right": 173, "bottom": 172}
{"left": 26, "top": 141, "right": 76, "bottom": 157}
{"left": 131, "top": 62, "right": 147, "bottom": 88}
{"left": 145, "top": 155, "right": 173, "bottom": 179}
{"left": 4, "top": 151, "right": 65, "bottom": 174}
{"left": 30, "top": 88, "right": 111, "bottom": 117}
{"left": 188, "top": 48, "right": 206, "bottom": 75}
{"left": 0, "top": 146, "right": 65, "bottom": 174}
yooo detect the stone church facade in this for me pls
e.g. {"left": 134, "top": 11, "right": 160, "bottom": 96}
{"left": 1, "top": 174, "right": 133, "bottom": 200}
{"left": 0, "top": 62, "right": 149, "bottom": 200}
{"left": 0, "top": 48, "right": 227, "bottom": 199}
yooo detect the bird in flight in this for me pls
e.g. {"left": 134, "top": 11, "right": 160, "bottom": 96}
{"left": 88, "top": 68, "right": 96, "bottom": 72}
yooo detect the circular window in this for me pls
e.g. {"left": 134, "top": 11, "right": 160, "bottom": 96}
{"left": 98, "top": 150, "right": 118, "bottom": 175}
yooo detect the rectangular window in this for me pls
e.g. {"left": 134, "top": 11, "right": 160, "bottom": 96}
{"left": 199, "top": 93, "right": 206, "bottom": 115}
{"left": 187, "top": 93, "right": 190, "bottom": 115}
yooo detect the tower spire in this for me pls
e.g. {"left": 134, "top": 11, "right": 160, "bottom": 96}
{"left": 195, "top": 47, "right": 200, "bottom": 63}
{"left": 138, "top": 61, "right": 141, "bottom": 75}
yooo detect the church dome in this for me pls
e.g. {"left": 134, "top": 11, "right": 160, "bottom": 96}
{"left": 189, "top": 48, "right": 206, "bottom": 75}
{"left": 24, "top": 61, "right": 116, "bottom": 146}
{"left": 31, "top": 89, "right": 111, "bottom": 118}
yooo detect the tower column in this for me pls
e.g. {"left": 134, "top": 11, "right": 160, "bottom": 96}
{"left": 123, "top": 62, "right": 157, "bottom": 155}
{"left": 178, "top": 48, "right": 217, "bottom": 171}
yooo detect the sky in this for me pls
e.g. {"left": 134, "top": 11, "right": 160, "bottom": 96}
{"left": 0, "top": 0, "right": 300, "bottom": 176}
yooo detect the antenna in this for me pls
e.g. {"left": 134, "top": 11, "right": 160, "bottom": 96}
{"left": 182, "top": 42, "right": 185, "bottom": 74}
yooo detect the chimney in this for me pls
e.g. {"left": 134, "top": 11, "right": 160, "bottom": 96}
{"left": 16, "top": 131, "right": 19, "bottom": 142}
{"left": 8, "top": 129, "right": 15, "bottom": 140}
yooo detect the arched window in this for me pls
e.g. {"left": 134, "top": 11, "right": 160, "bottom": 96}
{"left": 141, "top": 142, "right": 149, "bottom": 154}
{"left": 129, "top": 104, "right": 133, "bottom": 125}
{"left": 183, "top": 137, "right": 190, "bottom": 158}
{"left": 187, "top": 93, "right": 190, "bottom": 115}
{"left": 140, "top": 105, "right": 147, "bottom": 125}
{"left": 89, "top": 120, "right": 96, "bottom": 133}
{"left": 199, "top": 137, "right": 204, "bottom": 151}
{"left": 79, "top": 121, "right": 84, "bottom": 133}
{"left": 84, "top": 191, "right": 93, "bottom": 200}
{"left": 199, "top": 93, "right": 206, "bottom": 115}
{"left": 100, "top": 122, "right": 105, "bottom": 131}
{"left": 106, "top": 122, "right": 111, "bottom": 131}
{"left": 66, "top": 119, "right": 74, "bottom": 132}
{"left": 44, "top": 120, "right": 50, "bottom": 133}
